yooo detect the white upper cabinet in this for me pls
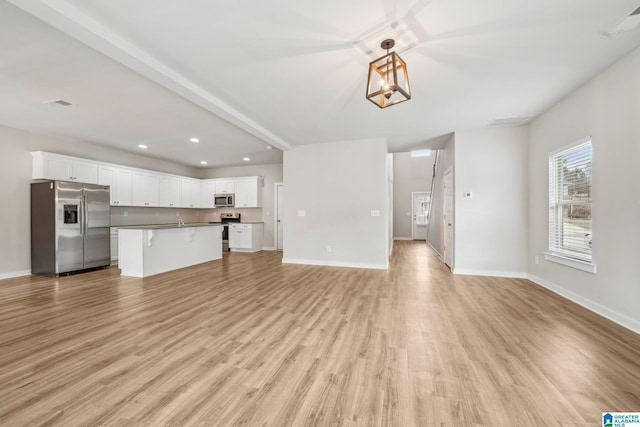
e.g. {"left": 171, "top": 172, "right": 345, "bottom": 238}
{"left": 181, "top": 178, "right": 200, "bottom": 208}
{"left": 200, "top": 180, "right": 217, "bottom": 208}
{"left": 234, "top": 177, "right": 263, "bottom": 208}
{"left": 98, "top": 165, "right": 133, "bottom": 206}
{"left": 215, "top": 180, "right": 235, "bottom": 194}
{"left": 32, "top": 152, "right": 263, "bottom": 210}
{"left": 32, "top": 151, "right": 98, "bottom": 184}
{"left": 132, "top": 171, "right": 160, "bottom": 207}
{"left": 159, "top": 175, "right": 182, "bottom": 207}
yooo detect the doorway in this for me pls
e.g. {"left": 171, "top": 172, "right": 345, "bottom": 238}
{"left": 443, "top": 167, "right": 454, "bottom": 268}
{"left": 411, "top": 192, "right": 430, "bottom": 240}
{"left": 274, "top": 183, "right": 284, "bottom": 250}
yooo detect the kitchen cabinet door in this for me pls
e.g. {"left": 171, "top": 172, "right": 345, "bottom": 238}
{"left": 228, "top": 225, "right": 242, "bottom": 248}
{"left": 159, "top": 176, "right": 181, "bottom": 207}
{"left": 98, "top": 165, "right": 132, "bottom": 206}
{"left": 200, "top": 181, "right": 217, "bottom": 208}
{"left": 181, "top": 178, "right": 200, "bottom": 208}
{"left": 234, "top": 177, "right": 263, "bottom": 208}
{"left": 72, "top": 160, "right": 99, "bottom": 184}
{"left": 132, "top": 172, "right": 159, "bottom": 207}
{"left": 214, "top": 180, "right": 235, "bottom": 194}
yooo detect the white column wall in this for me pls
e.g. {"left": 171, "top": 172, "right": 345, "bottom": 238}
{"left": 282, "top": 138, "right": 389, "bottom": 269}
{"left": 454, "top": 127, "right": 529, "bottom": 277}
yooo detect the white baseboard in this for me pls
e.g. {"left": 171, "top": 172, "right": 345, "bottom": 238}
{"left": 427, "top": 241, "right": 445, "bottom": 261}
{"left": 393, "top": 237, "right": 412, "bottom": 241}
{"left": 527, "top": 274, "right": 640, "bottom": 335}
{"left": 262, "top": 246, "right": 276, "bottom": 251}
{"left": 0, "top": 270, "right": 31, "bottom": 280}
{"left": 282, "top": 258, "right": 388, "bottom": 270}
{"left": 453, "top": 268, "right": 527, "bottom": 279}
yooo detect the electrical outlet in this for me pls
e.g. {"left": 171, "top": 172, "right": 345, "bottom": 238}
{"left": 371, "top": 210, "right": 380, "bottom": 217}
{"left": 176, "top": 212, "right": 180, "bottom": 217}
{"left": 298, "top": 210, "right": 306, "bottom": 217}
{"left": 535, "top": 256, "right": 539, "bottom": 265}
{"left": 155, "top": 212, "right": 159, "bottom": 216}
{"left": 326, "top": 245, "right": 332, "bottom": 253}
{"left": 124, "top": 211, "right": 128, "bottom": 217}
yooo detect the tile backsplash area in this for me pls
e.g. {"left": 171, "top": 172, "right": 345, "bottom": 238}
{"left": 110, "top": 206, "right": 263, "bottom": 226}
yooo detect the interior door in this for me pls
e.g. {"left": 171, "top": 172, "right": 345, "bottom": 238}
{"left": 412, "top": 192, "right": 430, "bottom": 240}
{"left": 443, "top": 168, "right": 454, "bottom": 268}
{"left": 275, "top": 183, "right": 283, "bottom": 250}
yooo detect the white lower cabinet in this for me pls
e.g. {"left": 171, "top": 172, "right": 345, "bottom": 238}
{"left": 228, "top": 223, "right": 263, "bottom": 252}
{"left": 110, "top": 228, "right": 119, "bottom": 265}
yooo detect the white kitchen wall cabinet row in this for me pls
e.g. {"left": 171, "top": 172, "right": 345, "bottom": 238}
{"left": 31, "top": 151, "right": 263, "bottom": 208}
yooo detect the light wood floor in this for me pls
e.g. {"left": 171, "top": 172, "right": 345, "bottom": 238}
{"left": 0, "top": 241, "right": 639, "bottom": 426}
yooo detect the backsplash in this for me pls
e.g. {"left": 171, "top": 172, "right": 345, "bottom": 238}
{"left": 110, "top": 206, "right": 263, "bottom": 226}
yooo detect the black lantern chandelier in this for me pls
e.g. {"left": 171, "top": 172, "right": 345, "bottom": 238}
{"left": 366, "top": 39, "right": 411, "bottom": 108}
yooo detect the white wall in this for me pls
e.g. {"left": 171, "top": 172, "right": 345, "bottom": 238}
{"left": 392, "top": 152, "right": 435, "bottom": 239}
{"left": 199, "top": 163, "right": 283, "bottom": 249}
{"left": 454, "top": 127, "right": 528, "bottom": 277}
{"left": 282, "top": 139, "right": 389, "bottom": 269}
{"left": 528, "top": 46, "right": 640, "bottom": 333}
{"left": 427, "top": 135, "right": 455, "bottom": 258}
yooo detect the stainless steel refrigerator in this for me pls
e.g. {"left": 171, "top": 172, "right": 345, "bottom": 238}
{"left": 31, "top": 181, "right": 111, "bottom": 276}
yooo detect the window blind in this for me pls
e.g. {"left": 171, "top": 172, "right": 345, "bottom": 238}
{"left": 548, "top": 139, "right": 592, "bottom": 261}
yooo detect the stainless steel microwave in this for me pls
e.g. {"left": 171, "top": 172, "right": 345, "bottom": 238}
{"left": 214, "top": 194, "right": 234, "bottom": 207}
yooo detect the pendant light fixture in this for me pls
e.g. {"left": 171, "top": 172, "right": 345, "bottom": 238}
{"left": 366, "top": 39, "right": 411, "bottom": 108}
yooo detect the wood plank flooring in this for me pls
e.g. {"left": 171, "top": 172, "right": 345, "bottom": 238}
{"left": 0, "top": 241, "right": 639, "bottom": 426}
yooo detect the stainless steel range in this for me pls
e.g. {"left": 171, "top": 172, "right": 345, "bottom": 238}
{"left": 219, "top": 213, "right": 241, "bottom": 252}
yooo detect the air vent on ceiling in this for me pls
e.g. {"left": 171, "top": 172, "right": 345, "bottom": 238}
{"left": 604, "top": 6, "right": 640, "bottom": 36}
{"left": 488, "top": 116, "right": 533, "bottom": 127}
{"left": 43, "top": 99, "right": 73, "bottom": 108}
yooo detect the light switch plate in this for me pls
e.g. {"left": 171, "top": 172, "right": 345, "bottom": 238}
{"left": 298, "top": 210, "right": 306, "bottom": 217}
{"left": 371, "top": 210, "right": 380, "bottom": 217}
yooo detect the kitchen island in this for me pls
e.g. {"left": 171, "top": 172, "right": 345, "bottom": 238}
{"left": 118, "top": 223, "right": 222, "bottom": 277}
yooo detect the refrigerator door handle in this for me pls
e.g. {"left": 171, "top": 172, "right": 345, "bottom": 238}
{"left": 81, "top": 195, "right": 87, "bottom": 236}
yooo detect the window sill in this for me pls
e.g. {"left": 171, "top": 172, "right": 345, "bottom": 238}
{"left": 544, "top": 252, "right": 597, "bottom": 274}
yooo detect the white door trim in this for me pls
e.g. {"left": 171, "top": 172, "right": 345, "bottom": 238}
{"left": 411, "top": 191, "right": 429, "bottom": 240}
{"left": 443, "top": 166, "right": 454, "bottom": 268}
{"left": 274, "top": 182, "right": 283, "bottom": 251}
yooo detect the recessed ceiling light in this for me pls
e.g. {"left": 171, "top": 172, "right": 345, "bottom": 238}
{"left": 266, "top": 145, "right": 273, "bottom": 150}
{"left": 138, "top": 144, "right": 148, "bottom": 149}
{"left": 190, "top": 137, "right": 200, "bottom": 143}
{"left": 200, "top": 161, "right": 208, "bottom": 165}
{"left": 243, "top": 157, "right": 250, "bottom": 161}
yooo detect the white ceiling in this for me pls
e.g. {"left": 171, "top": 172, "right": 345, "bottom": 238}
{"left": 2, "top": 0, "right": 640, "bottom": 167}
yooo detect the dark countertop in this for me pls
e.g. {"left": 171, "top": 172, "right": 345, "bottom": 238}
{"left": 115, "top": 223, "right": 223, "bottom": 230}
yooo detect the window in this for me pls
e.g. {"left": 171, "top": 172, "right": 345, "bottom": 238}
{"left": 548, "top": 138, "right": 593, "bottom": 267}
{"left": 415, "top": 192, "right": 430, "bottom": 225}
